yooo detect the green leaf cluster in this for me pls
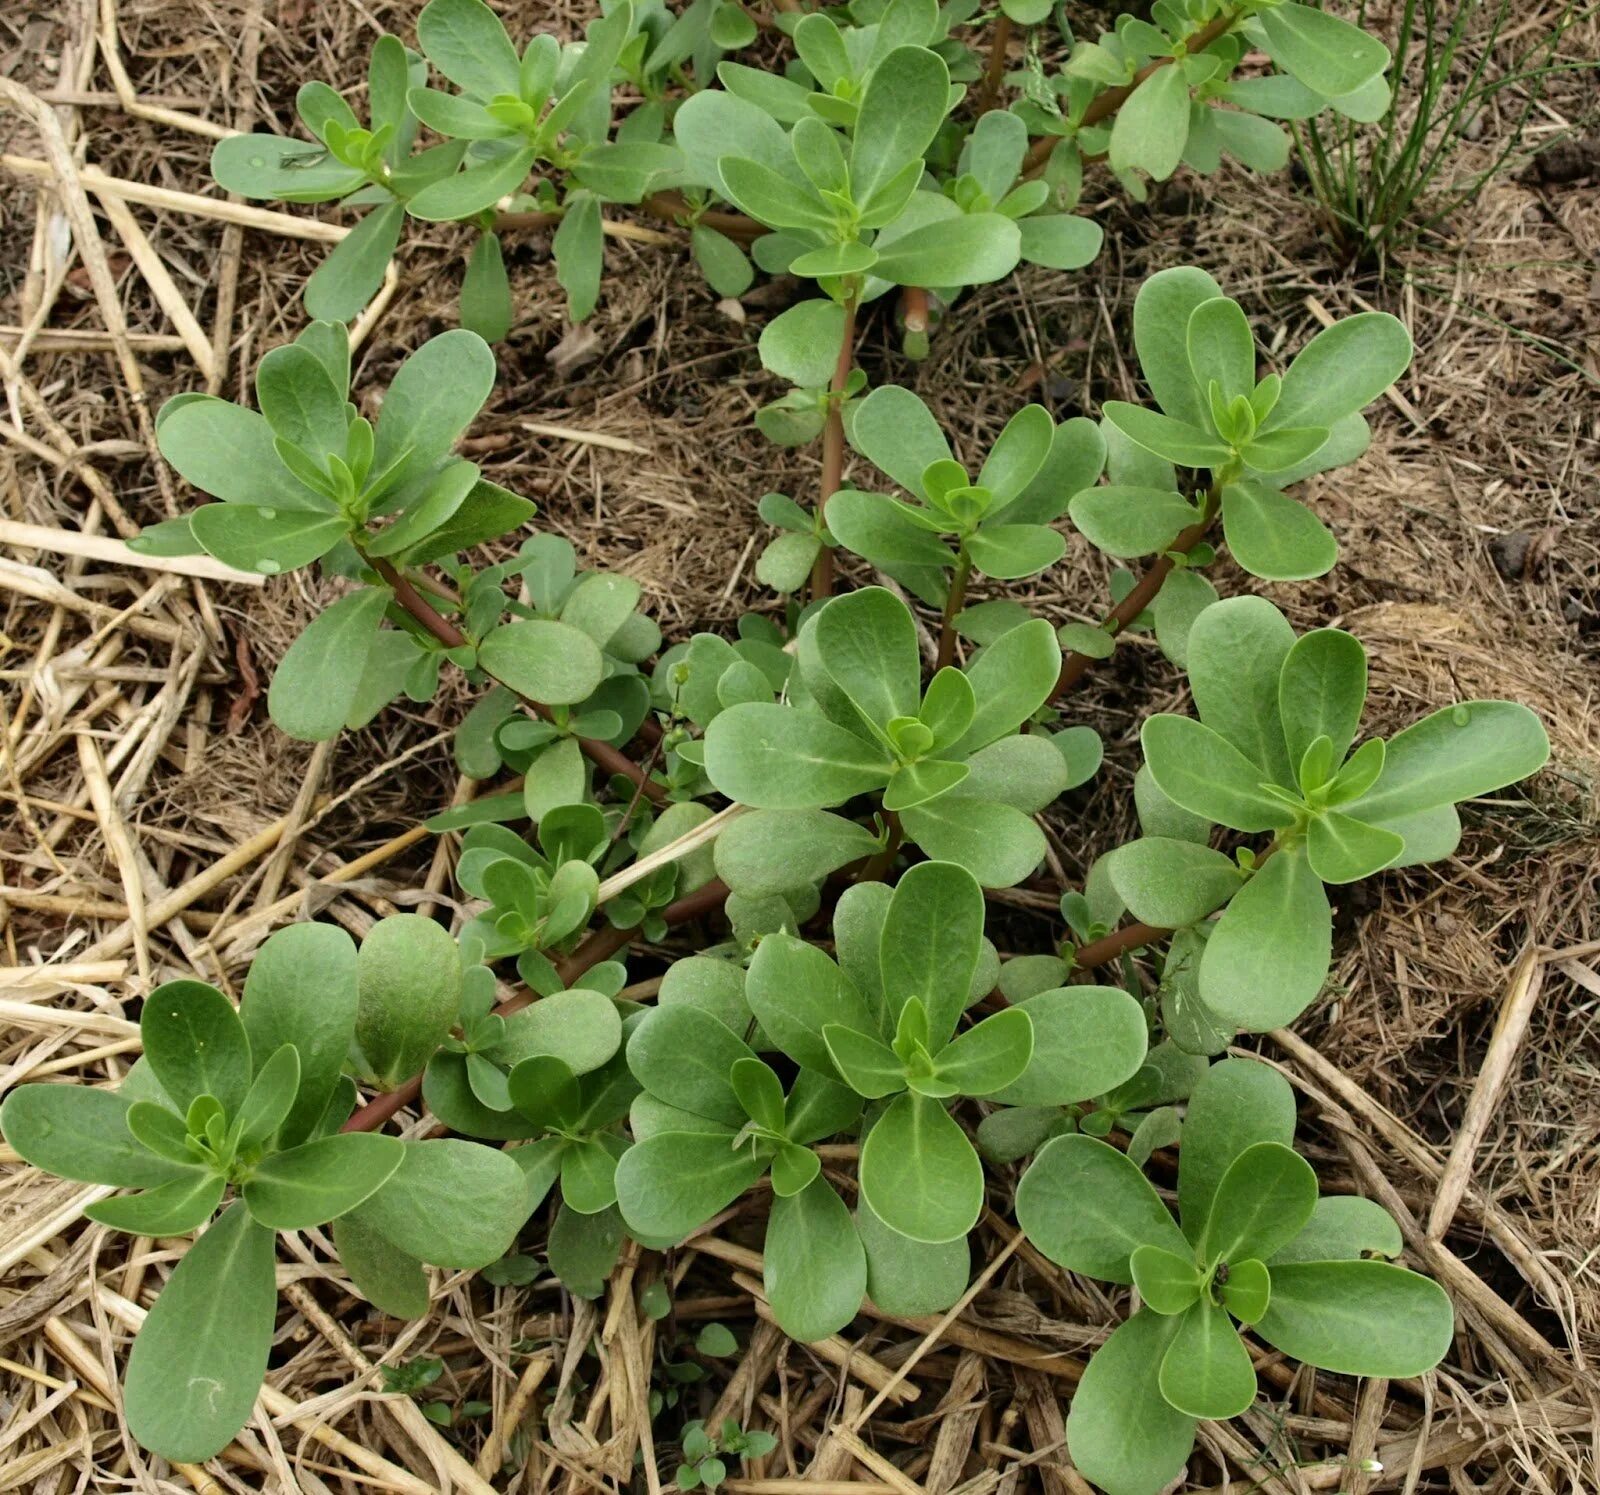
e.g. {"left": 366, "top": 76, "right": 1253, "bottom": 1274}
{"left": 0, "top": 922, "right": 524, "bottom": 1463}
{"left": 1017, "top": 1056, "right": 1452, "bottom": 1495}
{"left": 704, "top": 586, "right": 1068, "bottom": 887}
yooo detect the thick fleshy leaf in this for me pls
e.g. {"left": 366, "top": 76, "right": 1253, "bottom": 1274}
{"left": 233, "top": 1045, "right": 301, "bottom": 1153}
{"left": 849, "top": 384, "right": 952, "bottom": 501}
{"left": 351, "top": 914, "right": 462, "bottom": 1090}
{"left": 1221, "top": 481, "right": 1338, "bottom": 581}
{"left": 1065, "top": 1310, "right": 1196, "bottom": 1495}
{"left": 948, "top": 617, "right": 1060, "bottom": 757}
{"left": 1101, "top": 402, "right": 1233, "bottom": 468}
{"left": 477, "top": 619, "right": 606, "bottom": 706}
{"left": 372, "top": 327, "right": 496, "bottom": 484}
{"left": 1186, "top": 296, "right": 1255, "bottom": 405}
{"left": 1158, "top": 1299, "right": 1257, "bottom": 1419}
{"left": 1069, "top": 484, "right": 1200, "bottom": 559}
{"left": 989, "top": 987, "right": 1148, "bottom": 1108}
{"left": 879, "top": 860, "right": 984, "bottom": 1048}
{"left": 1106, "top": 837, "right": 1245, "bottom": 928}
{"left": 242, "top": 1132, "right": 404, "bottom": 1229}
{"left": 959, "top": 733, "right": 1069, "bottom": 814}
{"left": 823, "top": 1023, "right": 906, "bottom": 1099}
{"left": 332, "top": 1212, "right": 430, "bottom": 1318}
{"left": 416, "top": 0, "right": 520, "bottom": 96}
{"left": 857, "top": 1193, "right": 970, "bottom": 1316}
{"left": 935, "top": 1007, "right": 1033, "bottom": 1097}
{"left": 241, "top": 921, "right": 358, "bottom": 1147}
{"left": 1129, "top": 1244, "right": 1203, "bottom": 1316}
{"left": 1257, "top": 4, "right": 1392, "bottom": 106}
{"left": 1110, "top": 62, "right": 1191, "bottom": 181}
{"left": 1279, "top": 627, "right": 1367, "bottom": 770}
{"left": 408, "top": 143, "right": 538, "bottom": 220}
{"left": 1016, "top": 213, "right": 1103, "bottom": 270}
{"left": 1200, "top": 1142, "right": 1319, "bottom": 1266}
{"left": 859, "top": 1091, "right": 982, "bottom": 1244}
{"left": 1307, "top": 809, "right": 1405, "bottom": 883}
{"left": 123, "top": 1202, "right": 277, "bottom": 1462}
{"left": 1270, "top": 1195, "right": 1403, "bottom": 1265}
{"left": 764, "top": 1176, "right": 867, "bottom": 1341}
{"left": 814, "top": 587, "right": 922, "bottom": 732}
{"left": 747, "top": 933, "right": 879, "bottom": 1076}
{"left": 714, "top": 809, "right": 881, "bottom": 899}
{"left": 189, "top": 504, "right": 348, "bottom": 575}
{"left": 84, "top": 1172, "right": 225, "bottom": 1235}
{"left": 1017, "top": 1134, "right": 1191, "bottom": 1284}
{"left": 1257, "top": 1261, "right": 1454, "bottom": 1376}
{"left": 704, "top": 703, "right": 893, "bottom": 809}
{"left": 255, "top": 342, "right": 347, "bottom": 462}
{"left": 1140, "top": 715, "right": 1298, "bottom": 833}
{"left": 1199, "top": 849, "right": 1332, "bottom": 1031}
{"left": 1177, "top": 1057, "right": 1297, "bottom": 1245}
{"left": 0, "top": 1085, "right": 196, "bottom": 1188}
{"left": 498, "top": 989, "right": 622, "bottom": 1076}
{"left": 548, "top": 1201, "right": 626, "bottom": 1298}
{"left": 871, "top": 213, "right": 1021, "bottom": 288}
{"left": 141, "top": 979, "right": 252, "bottom": 1117}
{"left": 900, "top": 796, "right": 1047, "bottom": 888}
{"left": 965, "top": 523, "right": 1065, "bottom": 579}
{"left": 1187, "top": 596, "right": 1296, "bottom": 786}
{"left": 269, "top": 585, "right": 391, "bottom": 742}
{"left": 758, "top": 299, "right": 847, "bottom": 389}
{"left": 1269, "top": 310, "right": 1411, "bottom": 431}
{"left": 209, "top": 133, "right": 365, "bottom": 201}
{"left": 1133, "top": 265, "right": 1225, "bottom": 429}
{"left": 346, "top": 1138, "right": 529, "bottom": 1267}
{"left": 614, "top": 1131, "right": 766, "bottom": 1240}
{"left": 850, "top": 45, "right": 949, "bottom": 205}
{"left": 460, "top": 230, "right": 513, "bottom": 340}
{"left": 560, "top": 1136, "right": 623, "bottom": 1214}
{"left": 626, "top": 1005, "right": 753, "bottom": 1127}
{"left": 1346, "top": 701, "right": 1550, "bottom": 822}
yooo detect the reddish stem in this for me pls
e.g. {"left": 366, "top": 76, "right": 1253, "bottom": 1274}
{"left": 342, "top": 879, "right": 729, "bottom": 1134}
{"left": 367, "top": 553, "right": 666, "bottom": 804}
{"left": 809, "top": 292, "right": 859, "bottom": 599}
{"left": 1021, "top": 10, "right": 1241, "bottom": 176}
{"left": 978, "top": 12, "right": 1014, "bottom": 115}
{"left": 1052, "top": 501, "right": 1217, "bottom": 702}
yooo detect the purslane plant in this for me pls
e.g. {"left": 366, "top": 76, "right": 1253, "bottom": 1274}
{"left": 1017, "top": 1056, "right": 1453, "bottom": 1495}
{"left": 1098, "top": 594, "right": 1550, "bottom": 1034}
{"left": 208, "top": 0, "right": 1395, "bottom": 331}
{"left": 0, "top": 920, "right": 528, "bottom": 1462}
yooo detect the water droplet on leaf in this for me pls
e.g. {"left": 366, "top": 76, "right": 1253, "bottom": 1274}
{"left": 1451, "top": 706, "right": 1470, "bottom": 726}
{"left": 256, "top": 559, "right": 282, "bottom": 575}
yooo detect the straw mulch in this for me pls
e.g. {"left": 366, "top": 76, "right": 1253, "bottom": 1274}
{"left": 2, "top": 1, "right": 1598, "bottom": 1491}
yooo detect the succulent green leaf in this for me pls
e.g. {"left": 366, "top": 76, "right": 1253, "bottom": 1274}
{"left": 123, "top": 1202, "right": 277, "bottom": 1462}
{"left": 1177, "top": 1057, "right": 1297, "bottom": 1244}
{"left": 626, "top": 1005, "right": 753, "bottom": 1127}
{"left": 614, "top": 1131, "right": 767, "bottom": 1240}
{"left": 1129, "top": 1244, "right": 1203, "bottom": 1316}
{"left": 1017, "top": 1134, "right": 1191, "bottom": 1283}
{"left": 1220, "top": 481, "right": 1338, "bottom": 581}
{"left": 764, "top": 1176, "right": 867, "bottom": 1342}
{"left": 1347, "top": 701, "right": 1550, "bottom": 822}
{"left": 352, "top": 914, "right": 462, "bottom": 1090}
{"left": 1158, "top": 1298, "right": 1257, "bottom": 1419}
{"left": 477, "top": 618, "right": 606, "bottom": 707}
{"left": 1106, "top": 838, "right": 1246, "bottom": 928}
{"left": 1140, "top": 716, "right": 1297, "bottom": 833}
{"left": 84, "top": 1172, "right": 226, "bottom": 1235}
{"left": 1256, "top": 3, "right": 1392, "bottom": 102}
{"left": 1200, "top": 1142, "right": 1319, "bottom": 1266}
{"left": 747, "top": 933, "right": 879, "bottom": 1076}
{"left": 141, "top": 979, "right": 253, "bottom": 1118}
{"left": 850, "top": 46, "right": 949, "bottom": 206}
{"left": 1065, "top": 1310, "right": 1196, "bottom": 1495}
{"left": 704, "top": 703, "right": 893, "bottom": 809}
{"left": 242, "top": 1132, "right": 404, "bottom": 1229}
{"left": 859, "top": 1090, "right": 982, "bottom": 1244}
{"left": 989, "top": 986, "right": 1148, "bottom": 1108}
{"left": 332, "top": 1212, "right": 431, "bottom": 1318}
{"left": 935, "top": 1007, "right": 1033, "bottom": 1097}
{"left": 347, "top": 1137, "right": 530, "bottom": 1266}
{"left": 1270, "top": 1195, "right": 1403, "bottom": 1265}
{"left": 1257, "top": 1260, "right": 1454, "bottom": 1376}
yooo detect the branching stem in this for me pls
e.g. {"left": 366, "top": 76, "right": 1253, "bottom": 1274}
{"left": 936, "top": 551, "right": 972, "bottom": 672}
{"left": 365, "top": 551, "right": 667, "bottom": 803}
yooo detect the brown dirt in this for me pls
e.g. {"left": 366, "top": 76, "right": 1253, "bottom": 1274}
{"left": 2, "top": 1, "right": 1599, "bottom": 1490}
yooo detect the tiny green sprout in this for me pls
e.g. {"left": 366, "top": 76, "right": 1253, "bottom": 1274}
{"left": 675, "top": 1418, "right": 778, "bottom": 1491}
{"left": 1017, "top": 1056, "right": 1453, "bottom": 1495}
{"left": 0, "top": 922, "right": 527, "bottom": 1465}
{"left": 1108, "top": 595, "right": 1550, "bottom": 1034}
